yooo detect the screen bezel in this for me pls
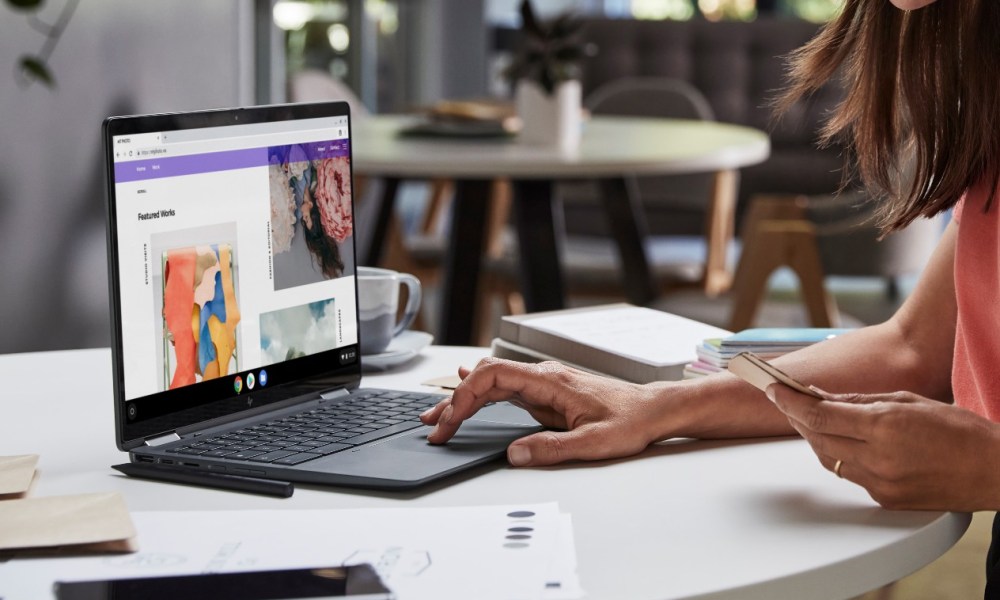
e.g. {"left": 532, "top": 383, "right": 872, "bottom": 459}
{"left": 103, "top": 102, "right": 361, "bottom": 450}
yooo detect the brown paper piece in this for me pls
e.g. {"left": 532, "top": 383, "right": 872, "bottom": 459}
{"left": 0, "top": 492, "right": 137, "bottom": 554}
{"left": 421, "top": 375, "right": 462, "bottom": 390}
{"left": 0, "top": 454, "right": 39, "bottom": 497}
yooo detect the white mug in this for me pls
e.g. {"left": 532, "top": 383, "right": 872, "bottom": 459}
{"left": 356, "top": 266, "right": 421, "bottom": 355}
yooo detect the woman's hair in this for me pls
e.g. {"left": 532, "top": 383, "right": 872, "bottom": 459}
{"left": 779, "top": 0, "right": 1000, "bottom": 232}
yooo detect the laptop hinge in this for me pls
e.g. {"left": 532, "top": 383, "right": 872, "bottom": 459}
{"left": 319, "top": 388, "right": 350, "bottom": 401}
{"left": 144, "top": 432, "right": 181, "bottom": 447}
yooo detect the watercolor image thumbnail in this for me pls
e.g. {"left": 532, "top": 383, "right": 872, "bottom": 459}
{"left": 259, "top": 298, "right": 338, "bottom": 366}
{"left": 161, "top": 243, "right": 241, "bottom": 390}
{"left": 269, "top": 142, "right": 356, "bottom": 290}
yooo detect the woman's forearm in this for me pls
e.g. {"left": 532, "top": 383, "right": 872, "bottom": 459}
{"left": 644, "top": 317, "right": 954, "bottom": 443}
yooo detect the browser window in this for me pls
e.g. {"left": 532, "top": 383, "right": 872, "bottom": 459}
{"left": 109, "top": 115, "right": 358, "bottom": 413}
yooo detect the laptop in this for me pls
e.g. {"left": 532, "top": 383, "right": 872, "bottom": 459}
{"left": 103, "top": 101, "right": 539, "bottom": 490}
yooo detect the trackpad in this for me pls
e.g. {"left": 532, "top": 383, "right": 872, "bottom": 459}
{"left": 389, "top": 421, "right": 539, "bottom": 456}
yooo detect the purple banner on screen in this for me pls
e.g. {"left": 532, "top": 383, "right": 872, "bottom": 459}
{"left": 267, "top": 140, "right": 350, "bottom": 166}
{"left": 114, "top": 140, "right": 350, "bottom": 183}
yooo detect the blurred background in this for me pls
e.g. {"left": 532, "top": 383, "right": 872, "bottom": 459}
{"left": 0, "top": 3, "right": 984, "bottom": 596}
{"left": 0, "top": 0, "right": 847, "bottom": 355}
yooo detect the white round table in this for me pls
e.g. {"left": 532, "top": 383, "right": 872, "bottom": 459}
{"left": 0, "top": 347, "right": 969, "bottom": 600}
{"left": 352, "top": 116, "right": 770, "bottom": 344}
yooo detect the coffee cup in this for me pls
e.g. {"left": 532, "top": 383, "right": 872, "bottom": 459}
{"left": 357, "top": 266, "right": 422, "bottom": 355}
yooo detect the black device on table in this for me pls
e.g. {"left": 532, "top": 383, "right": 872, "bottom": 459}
{"left": 55, "top": 563, "right": 391, "bottom": 600}
{"left": 103, "top": 101, "right": 539, "bottom": 491}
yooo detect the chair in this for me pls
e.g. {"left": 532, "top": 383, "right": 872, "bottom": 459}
{"left": 485, "top": 77, "right": 740, "bottom": 328}
{"left": 728, "top": 193, "right": 941, "bottom": 330}
{"left": 560, "top": 76, "right": 739, "bottom": 297}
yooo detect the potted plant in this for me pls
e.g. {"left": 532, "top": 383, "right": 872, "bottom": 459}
{"left": 504, "top": 0, "right": 590, "bottom": 151}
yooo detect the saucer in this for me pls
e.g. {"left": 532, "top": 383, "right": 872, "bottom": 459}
{"left": 361, "top": 330, "right": 434, "bottom": 372}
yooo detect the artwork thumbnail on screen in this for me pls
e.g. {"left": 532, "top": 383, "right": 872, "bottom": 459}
{"left": 268, "top": 143, "right": 355, "bottom": 291}
{"left": 162, "top": 243, "right": 240, "bottom": 390}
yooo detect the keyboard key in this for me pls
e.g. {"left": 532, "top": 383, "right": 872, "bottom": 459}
{"left": 340, "top": 422, "right": 421, "bottom": 445}
{"left": 201, "top": 449, "right": 238, "bottom": 457}
{"left": 282, "top": 445, "right": 314, "bottom": 452}
{"left": 316, "top": 428, "right": 346, "bottom": 435}
{"left": 227, "top": 450, "right": 264, "bottom": 460}
{"left": 251, "top": 445, "right": 286, "bottom": 452}
{"left": 273, "top": 452, "right": 321, "bottom": 465}
{"left": 313, "top": 442, "right": 351, "bottom": 455}
{"left": 247, "top": 450, "right": 296, "bottom": 463}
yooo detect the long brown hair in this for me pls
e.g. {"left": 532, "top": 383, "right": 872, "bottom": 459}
{"left": 780, "top": 0, "right": 1000, "bottom": 232}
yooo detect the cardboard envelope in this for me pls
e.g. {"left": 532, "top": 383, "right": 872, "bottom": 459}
{"left": 0, "top": 454, "right": 38, "bottom": 498}
{"left": 422, "top": 375, "right": 462, "bottom": 390}
{"left": 0, "top": 492, "right": 138, "bottom": 555}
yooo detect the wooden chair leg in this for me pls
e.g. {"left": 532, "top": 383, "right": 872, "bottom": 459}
{"left": 421, "top": 178, "right": 453, "bottom": 234}
{"left": 728, "top": 222, "right": 786, "bottom": 331}
{"left": 472, "top": 178, "right": 517, "bottom": 346}
{"left": 786, "top": 227, "right": 839, "bottom": 328}
{"left": 728, "top": 218, "right": 838, "bottom": 331}
{"left": 702, "top": 169, "right": 739, "bottom": 297}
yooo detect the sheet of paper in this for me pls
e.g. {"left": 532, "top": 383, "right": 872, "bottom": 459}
{"left": 528, "top": 306, "right": 730, "bottom": 366}
{"left": 0, "top": 492, "right": 136, "bottom": 552}
{"left": 541, "top": 514, "right": 583, "bottom": 599}
{"left": 0, "top": 454, "right": 38, "bottom": 496}
{"left": 0, "top": 502, "right": 582, "bottom": 600}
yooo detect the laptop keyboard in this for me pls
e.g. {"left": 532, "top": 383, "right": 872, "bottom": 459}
{"left": 166, "top": 390, "right": 442, "bottom": 466}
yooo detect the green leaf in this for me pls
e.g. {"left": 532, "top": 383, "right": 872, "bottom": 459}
{"left": 20, "top": 56, "right": 55, "bottom": 87}
{"left": 519, "top": 0, "right": 546, "bottom": 40}
{"left": 6, "top": 0, "right": 44, "bottom": 10}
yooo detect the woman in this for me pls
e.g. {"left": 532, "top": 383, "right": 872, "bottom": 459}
{"left": 421, "top": 0, "right": 1000, "bottom": 594}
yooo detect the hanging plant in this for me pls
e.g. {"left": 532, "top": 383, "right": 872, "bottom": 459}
{"left": 7, "top": 0, "right": 80, "bottom": 89}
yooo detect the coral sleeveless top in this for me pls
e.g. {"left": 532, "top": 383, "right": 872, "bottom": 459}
{"left": 952, "top": 181, "right": 1000, "bottom": 421}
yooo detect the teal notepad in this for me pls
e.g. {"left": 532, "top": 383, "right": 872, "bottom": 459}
{"left": 721, "top": 328, "right": 851, "bottom": 348}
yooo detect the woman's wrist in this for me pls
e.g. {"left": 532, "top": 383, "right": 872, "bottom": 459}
{"left": 640, "top": 373, "right": 795, "bottom": 444}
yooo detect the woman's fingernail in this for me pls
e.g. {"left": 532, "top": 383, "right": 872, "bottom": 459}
{"left": 441, "top": 405, "right": 454, "bottom": 424}
{"left": 508, "top": 445, "right": 531, "bottom": 466}
{"left": 808, "top": 385, "right": 830, "bottom": 396}
{"left": 420, "top": 407, "right": 434, "bottom": 419}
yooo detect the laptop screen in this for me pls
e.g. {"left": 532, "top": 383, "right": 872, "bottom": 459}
{"left": 105, "top": 103, "right": 362, "bottom": 448}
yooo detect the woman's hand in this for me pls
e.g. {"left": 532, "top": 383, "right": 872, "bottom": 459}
{"left": 768, "top": 384, "right": 1000, "bottom": 511}
{"left": 420, "top": 358, "right": 661, "bottom": 467}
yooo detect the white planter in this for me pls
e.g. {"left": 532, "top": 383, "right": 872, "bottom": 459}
{"left": 515, "top": 79, "right": 582, "bottom": 152}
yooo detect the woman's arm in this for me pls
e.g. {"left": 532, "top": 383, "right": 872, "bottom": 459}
{"left": 662, "top": 219, "right": 958, "bottom": 441}
{"left": 422, "top": 221, "right": 959, "bottom": 466}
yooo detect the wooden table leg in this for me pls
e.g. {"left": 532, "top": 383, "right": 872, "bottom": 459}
{"left": 512, "top": 179, "right": 565, "bottom": 312}
{"left": 440, "top": 179, "right": 493, "bottom": 345}
{"left": 598, "top": 177, "right": 657, "bottom": 305}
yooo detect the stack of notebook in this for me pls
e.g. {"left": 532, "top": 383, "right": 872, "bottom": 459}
{"left": 683, "top": 328, "right": 851, "bottom": 379}
{"left": 491, "top": 303, "right": 731, "bottom": 383}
